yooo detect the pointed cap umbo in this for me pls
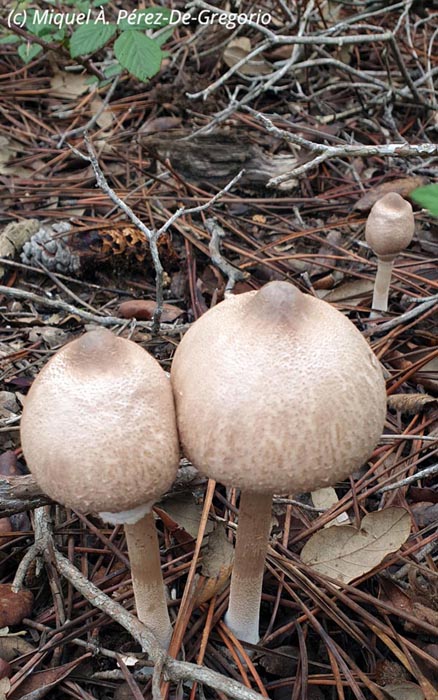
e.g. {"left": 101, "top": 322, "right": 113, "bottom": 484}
{"left": 171, "top": 281, "right": 386, "bottom": 494}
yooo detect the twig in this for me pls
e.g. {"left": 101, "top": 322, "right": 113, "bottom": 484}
{"left": 249, "top": 111, "right": 438, "bottom": 184}
{"left": 206, "top": 218, "right": 250, "bottom": 294}
{"left": 156, "top": 170, "right": 245, "bottom": 236}
{"left": 0, "top": 284, "right": 190, "bottom": 336}
{"left": 378, "top": 463, "right": 438, "bottom": 493}
{"left": 57, "top": 76, "right": 120, "bottom": 148}
{"left": 68, "top": 135, "right": 166, "bottom": 332}
{"left": 364, "top": 296, "right": 438, "bottom": 336}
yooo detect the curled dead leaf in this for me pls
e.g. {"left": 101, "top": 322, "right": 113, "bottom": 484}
{"left": 223, "top": 38, "right": 272, "bottom": 76}
{"left": 195, "top": 524, "right": 234, "bottom": 605}
{"left": 388, "top": 394, "right": 437, "bottom": 414}
{"left": 354, "top": 177, "right": 427, "bottom": 211}
{"left": 0, "top": 585, "right": 33, "bottom": 627}
{"left": 301, "top": 508, "right": 411, "bottom": 584}
{"left": 118, "top": 300, "right": 184, "bottom": 322}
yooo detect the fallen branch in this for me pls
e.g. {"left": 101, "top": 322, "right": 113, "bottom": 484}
{"left": 250, "top": 111, "right": 438, "bottom": 184}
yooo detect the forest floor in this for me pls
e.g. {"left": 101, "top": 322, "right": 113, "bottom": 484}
{"left": 0, "top": 1, "right": 437, "bottom": 699}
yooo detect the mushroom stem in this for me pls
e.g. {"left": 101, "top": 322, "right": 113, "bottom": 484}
{"left": 370, "top": 256, "right": 395, "bottom": 317}
{"left": 225, "top": 490, "right": 273, "bottom": 645}
{"left": 124, "top": 512, "right": 172, "bottom": 649}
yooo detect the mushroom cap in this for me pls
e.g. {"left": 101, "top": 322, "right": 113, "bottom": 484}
{"left": 365, "top": 193, "right": 415, "bottom": 259}
{"left": 171, "top": 282, "right": 386, "bottom": 494}
{"left": 21, "top": 329, "right": 179, "bottom": 514}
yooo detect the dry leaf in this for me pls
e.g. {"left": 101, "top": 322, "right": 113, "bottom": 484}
{"left": 50, "top": 71, "right": 90, "bottom": 99}
{"left": 118, "top": 300, "right": 184, "bottom": 323}
{"left": 8, "top": 653, "right": 90, "bottom": 700}
{"left": 0, "top": 632, "right": 35, "bottom": 661}
{"left": 157, "top": 493, "right": 214, "bottom": 540}
{"left": 258, "top": 646, "right": 299, "bottom": 677}
{"left": 223, "top": 38, "right": 272, "bottom": 76}
{"left": 0, "top": 220, "right": 40, "bottom": 277}
{"left": 89, "top": 96, "right": 115, "bottom": 130}
{"left": 195, "top": 524, "right": 234, "bottom": 604}
{"left": 354, "top": 177, "right": 427, "bottom": 211}
{"left": 301, "top": 508, "right": 411, "bottom": 584}
{"left": 311, "top": 487, "right": 350, "bottom": 526}
{"left": 387, "top": 394, "right": 436, "bottom": 414}
{"left": 381, "top": 683, "right": 425, "bottom": 700}
{"left": 0, "top": 585, "right": 33, "bottom": 627}
{"left": 0, "top": 678, "right": 10, "bottom": 698}
{"left": 319, "top": 278, "right": 374, "bottom": 303}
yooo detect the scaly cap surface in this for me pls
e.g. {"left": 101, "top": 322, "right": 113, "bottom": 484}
{"left": 171, "top": 282, "right": 386, "bottom": 494}
{"left": 21, "top": 329, "right": 179, "bottom": 514}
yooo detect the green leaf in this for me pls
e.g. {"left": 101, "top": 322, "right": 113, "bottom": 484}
{"left": 104, "top": 62, "right": 124, "bottom": 78}
{"left": 0, "top": 34, "right": 21, "bottom": 45}
{"left": 410, "top": 184, "right": 438, "bottom": 217}
{"left": 18, "top": 42, "right": 43, "bottom": 63}
{"left": 26, "top": 10, "right": 51, "bottom": 37}
{"left": 154, "top": 25, "right": 174, "bottom": 47}
{"left": 114, "top": 31, "right": 163, "bottom": 82}
{"left": 70, "top": 22, "right": 117, "bottom": 58}
{"left": 117, "top": 7, "right": 172, "bottom": 30}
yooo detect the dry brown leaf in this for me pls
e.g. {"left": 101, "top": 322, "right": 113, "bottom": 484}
{"left": 157, "top": 493, "right": 214, "bottom": 540}
{"left": 258, "top": 646, "right": 299, "bottom": 677}
{"left": 8, "top": 653, "right": 90, "bottom": 700}
{"left": 223, "top": 38, "right": 272, "bottom": 76}
{"left": 311, "top": 487, "right": 349, "bottom": 526}
{"left": 0, "top": 678, "right": 10, "bottom": 697}
{"left": 195, "top": 524, "right": 234, "bottom": 605}
{"left": 0, "top": 632, "right": 35, "bottom": 661}
{"left": 319, "top": 278, "right": 374, "bottom": 303}
{"left": 0, "top": 585, "right": 33, "bottom": 627}
{"left": 381, "top": 682, "right": 425, "bottom": 700}
{"left": 0, "top": 220, "right": 39, "bottom": 277}
{"left": 388, "top": 394, "right": 437, "bottom": 414}
{"left": 301, "top": 508, "right": 411, "bottom": 584}
{"left": 354, "top": 177, "right": 427, "bottom": 211}
{"left": 89, "top": 96, "right": 115, "bottom": 130}
{"left": 118, "top": 300, "right": 184, "bottom": 323}
{"left": 50, "top": 71, "right": 90, "bottom": 99}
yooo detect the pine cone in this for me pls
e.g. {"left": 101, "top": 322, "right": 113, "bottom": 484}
{"left": 21, "top": 222, "right": 81, "bottom": 276}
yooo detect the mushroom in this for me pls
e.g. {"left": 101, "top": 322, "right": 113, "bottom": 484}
{"left": 365, "top": 193, "right": 415, "bottom": 317}
{"left": 20, "top": 328, "right": 179, "bottom": 649}
{"left": 171, "top": 281, "right": 386, "bottom": 644}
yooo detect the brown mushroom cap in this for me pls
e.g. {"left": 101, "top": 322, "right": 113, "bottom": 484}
{"left": 21, "top": 329, "right": 179, "bottom": 514}
{"left": 171, "top": 282, "right": 386, "bottom": 494}
{"left": 365, "top": 192, "right": 415, "bottom": 259}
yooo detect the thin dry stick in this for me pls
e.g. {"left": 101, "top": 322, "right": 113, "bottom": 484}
{"left": 0, "top": 283, "right": 190, "bottom": 335}
{"left": 250, "top": 111, "right": 438, "bottom": 184}
{"left": 206, "top": 218, "right": 250, "bottom": 294}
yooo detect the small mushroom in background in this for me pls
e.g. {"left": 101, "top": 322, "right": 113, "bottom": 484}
{"left": 365, "top": 193, "right": 415, "bottom": 317}
{"left": 20, "top": 329, "right": 179, "bottom": 649}
{"left": 171, "top": 281, "right": 387, "bottom": 645}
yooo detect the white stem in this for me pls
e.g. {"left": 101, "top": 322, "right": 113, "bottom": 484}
{"left": 124, "top": 512, "right": 172, "bottom": 649}
{"left": 225, "top": 491, "right": 273, "bottom": 645}
{"left": 370, "top": 257, "right": 394, "bottom": 318}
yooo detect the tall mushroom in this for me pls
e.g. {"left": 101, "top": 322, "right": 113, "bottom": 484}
{"left": 20, "top": 328, "right": 179, "bottom": 649}
{"left": 171, "top": 281, "right": 386, "bottom": 644}
{"left": 365, "top": 192, "right": 415, "bottom": 317}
